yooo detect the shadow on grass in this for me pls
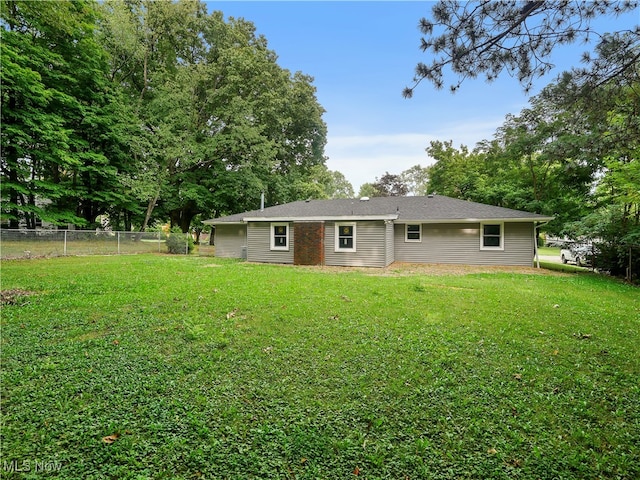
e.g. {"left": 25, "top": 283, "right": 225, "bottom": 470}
{"left": 539, "top": 261, "right": 595, "bottom": 274}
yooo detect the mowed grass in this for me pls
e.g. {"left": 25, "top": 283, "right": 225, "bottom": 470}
{"left": 1, "top": 255, "right": 638, "bottom": 479}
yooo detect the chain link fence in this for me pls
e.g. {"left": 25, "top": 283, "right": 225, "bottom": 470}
{"left": 0, "top": 230, "right": 214, "bottom": 259}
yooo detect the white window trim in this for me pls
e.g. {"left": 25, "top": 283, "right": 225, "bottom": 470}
{"left": 405, "top": 224, "right": 422, "bottom": 243}
{"left": 334, "top": 222, "right": 356, "bottom": 252}
{"left": 270, "top": 222, "right": 289, "bottom": 251}
{"left": 480, "top": 221, "right": 504, "bottom": 251}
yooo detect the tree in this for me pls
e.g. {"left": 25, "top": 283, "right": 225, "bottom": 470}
{"left": 369, "top": 172, "right": 408, "bottom": 197}
{"left": 425, "top": 141, "right": 486, "bottom": 201}
{"left": 99, "top": 1, "right": 327, "bottom": 232}
{"left": 399, "top": 164, "right": 430, "bottom": 196}
{"left": 2, "top": 0, "right": 328, "bottom": 232}
{"left": 283, "top": 165, "right": 354, "bottom": 200}
{"left": 558, "top": 42, "right": 640, "bottom": 277}
{"left": 1, "top": 0, "right": 69, "bottom": 228}
{"left": 324, "top": 169, "right": 355, "bottom": 199}
{"left": 155, "top": 19, "right": 326, "bottom": 230}
{"left": 403, "top": 0, "right": 640, "bottom": 97}
{"left": 98, "top": 0, "right": 212, "bottom": 231}
{"left": 357, "top": 183, "right": 380, "bottom": 198}
{"left": 1, "top": 0, "right": 134, "bottom": 229}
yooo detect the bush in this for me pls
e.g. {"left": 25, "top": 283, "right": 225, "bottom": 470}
{"left": 166, "top": 228, "right": 194, "bottom": 254}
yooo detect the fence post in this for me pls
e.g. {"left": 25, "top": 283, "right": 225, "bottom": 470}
{"left": 64, "top": 230, "right": 67, "bottom": 255}
{"left": 117, "top": 232, "right": 121, "bottom": 255}
{"left": 185, "top": 232, "right": 189, "bottom": 255}
{"left": 158, "top": 231, "right": 161, "bottom": 252}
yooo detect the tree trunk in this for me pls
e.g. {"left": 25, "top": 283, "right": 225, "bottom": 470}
{"left": 170, "top": 203, "right": 198, "bottom": 233}
{"left": 135, "top": 193, "right": 158, "bottom": 241}
{"left": 139, "top": 193, "right": 158, "bottom": 232}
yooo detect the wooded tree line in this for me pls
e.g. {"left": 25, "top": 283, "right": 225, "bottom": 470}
{"left": 1, "top": 0, "right": 351, "bottom": 232}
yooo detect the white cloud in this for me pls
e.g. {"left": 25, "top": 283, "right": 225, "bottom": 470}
{"left": 325, "top": 133, "right": 435, "bottom": 192}
{"left": 324, "top": 118, "right": 504, "bottom": 192}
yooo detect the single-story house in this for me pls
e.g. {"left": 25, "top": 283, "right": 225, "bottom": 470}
{"left": 203, "top": 195, "right": 553, "bottom": 268}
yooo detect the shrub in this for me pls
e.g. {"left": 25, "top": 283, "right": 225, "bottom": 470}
{"left": 166, "top": 228, "right": 194, "bottom": 254}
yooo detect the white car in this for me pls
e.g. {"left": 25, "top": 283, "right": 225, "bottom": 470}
{"left": 561, "top": 244, "right": 594, "bottom": 267}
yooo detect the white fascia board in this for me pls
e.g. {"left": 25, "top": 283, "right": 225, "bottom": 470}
{"left": 396, "top": 217, "right": 554, "bottom": 224}
{"left": 242, "top": 215, "right": 399, "bottom": 222}
{"left": 203, "top": 220, "right": 246, "bottom": 225}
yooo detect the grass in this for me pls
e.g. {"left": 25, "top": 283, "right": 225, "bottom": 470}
{"left": 537, "top": 246, "right": 560, "bottom": 257}
{"left": 1, "top": 255, "right": 638, "bottom": 479}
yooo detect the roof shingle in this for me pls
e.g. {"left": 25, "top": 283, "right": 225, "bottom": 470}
{"left": 205, "top": 195, "right": 553, "bottom": 224}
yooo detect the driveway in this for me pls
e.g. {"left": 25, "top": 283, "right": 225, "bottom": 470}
{"left": 538, "top": 255, "right": 562, "bottom": 264}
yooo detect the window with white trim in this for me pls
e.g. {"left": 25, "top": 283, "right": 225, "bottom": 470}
{"left": 335, "top": 223, "right": 356, "bottom": 252}
{"left": 405, "top": 224, "right": 421, "bottom": 242}
{"left": 480, "top": 222, "right": 504, "bottom": 250}
{"left": 270, "top": 222, "right": 289, "bottom": 251}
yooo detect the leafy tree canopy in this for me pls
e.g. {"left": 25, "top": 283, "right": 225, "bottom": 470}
{"left": 1, "top": 0, "right": 134, "bottom": 229}
{"left": 2, "top": 0, "right": 331, "bottom": 232}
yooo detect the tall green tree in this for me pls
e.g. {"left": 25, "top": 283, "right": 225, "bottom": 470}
{"left": 99, "top": 1, "right": 327, "bottom": 232}
{"left": 1, "top": 0, "right": 131, "bottom": 228}
{"left": 323, "top": 169, "right": 355, "bottom": 199}
{"left": 98, "top": 0, "right": 211, "bottom": 231}
{"left": 558, "top": 39, "right": 640, "bottom": 276}
{"left": 425, "top": 141, "right": 486, "bottom": 201}
{"left": 399, "top": 165, "right": 430, "bottom": 196}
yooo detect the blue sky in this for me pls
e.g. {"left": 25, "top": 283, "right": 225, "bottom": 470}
{"left": 208, "top": 1, "right": 639, "bottom": 192}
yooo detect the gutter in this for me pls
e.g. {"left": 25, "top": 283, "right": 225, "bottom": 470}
{"left": 241, "top": 214, "right": 399, "bottom": 222}
{"left": 397, "top": 217, "right": 555, "bottom": 224}
{"left": 534, "top": 220, "right": 551, "bottom": 268}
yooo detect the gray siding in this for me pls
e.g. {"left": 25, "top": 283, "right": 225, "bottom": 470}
{"left": 325, "top": 221, "right": 390, "bottom": 268}
{"left": 247, "top": 222, "right": 294, "bottom": 264}
{"left": 394, "top": 222, "right": 535, "bottom": 266}
{"left": 214, "top": 224, "right": 247, "bottom": 258}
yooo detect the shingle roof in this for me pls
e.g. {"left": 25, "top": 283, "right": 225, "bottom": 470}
{"left": 204, "top": 195, "right": 553, "bottom": 224}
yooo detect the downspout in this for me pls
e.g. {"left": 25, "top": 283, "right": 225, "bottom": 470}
{"left": 534, "top": 221, "right": 550, "bottom": 268}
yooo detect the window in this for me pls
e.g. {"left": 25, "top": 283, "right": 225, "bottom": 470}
{"left": 270, "top": 223, "right": 289, "bottom": 251}
{"left": 480, "top": 222, "right": 503, "bottom": 250}
{"left": 335, "top": 223, "right": 356, "bottom": 252}
{"left": 405, "top": 224, "right": 421, "bottom": 242}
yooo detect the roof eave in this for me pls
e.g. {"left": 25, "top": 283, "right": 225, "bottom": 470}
{"left": 204, "top": 215, "right": 554, "bottom": 225}
{"left": 242, "top": 214, "right": 399, "bottom": 222}
{"left": 396, "top": 217, "right": 555, "bottom": 224}
{"left": 202, "top": 219, "right": 245, "bottom": 225}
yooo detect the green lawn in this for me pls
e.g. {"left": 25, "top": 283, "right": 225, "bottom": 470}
{"left": 1, "top": 255, "right": 638, "bottom": 479}
{"left": 537, "top": 246, "right": 561, "bottom": 257}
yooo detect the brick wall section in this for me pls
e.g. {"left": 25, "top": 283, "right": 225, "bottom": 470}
{"left": 293, "top": 222, "right": 325, "bottom": 265}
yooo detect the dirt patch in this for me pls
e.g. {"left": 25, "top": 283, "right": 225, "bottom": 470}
{"left": 0, "top": 289, "right": 38, "bottom": 306}
{"left": 373, "top": 262, "right": 568, "bottom": 277}
{"left": 292, "top": 262, "right": 569, "bottom": 277}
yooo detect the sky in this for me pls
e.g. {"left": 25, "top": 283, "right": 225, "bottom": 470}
{"left": 208, "top": 1, "right": 639, "bottom": 192}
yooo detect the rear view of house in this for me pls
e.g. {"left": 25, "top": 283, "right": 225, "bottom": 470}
{"left": 204, "top": 195, "right": 553, "bottom": 268}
